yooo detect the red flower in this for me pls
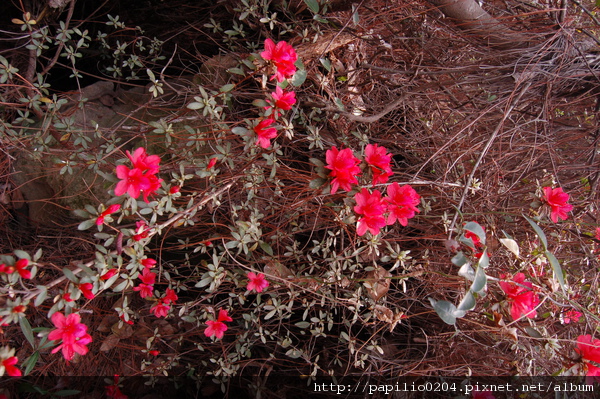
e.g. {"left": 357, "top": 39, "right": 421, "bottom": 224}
{"left": 115, "top": 165, "right": 150, "bottom": 199}
{"left": 127, "top": 147, "right": 160, "bottom": 175}
{"left": 133, "top": 268, "right": 155, "bottom": 299}
{"left": 48, "top": 312, "right": 92, "bottom": 362}
{"left": 269, "top": 86, "right": 296, "bottom": 117}
{"left": 0, "top": 264, "right": 14, "bottom": 274}
{"left": 247, "top": 272, "right": 269, "bottom": 293}
{"left": 325, "top": 146, "right": 361, "bottom": 194}
{"left": 499, "top": 273, "right": 539, "bottom": 320}
{"left": 96, "top": 204, "right": 121, "bottom": 225}
{"left": 576, "top": 335, "right": 600, "bottom": 377}
{"left": 106, "top": 375, "right": 128, "bottom": 399}
{"left": 169, "top": 185, "right": 181, "bottom": 194}
{"left": 15, "top": 259, "right": 31, "bottom": 279}
{"left": 78, "top": 283, "right": 95, "bottom": 300}
{"left": 2, "top": 356, "right": 21, "bottom": 377}
{"left": 150, "top": 300, "right": 170, "bottom": 318}
{"left": 140, "top": 258, "right": 157, "bottom": 269}
{"left": 141, "top": 174, "right": 163, "bottom": 203}
{"left": 133, "top": 221, "right": 150, "bottom": 241}
{"left": 254, "top": 118, "right": 278, "bottom": 148}
{"left": 384, "top": 183, "right": 420, "bottom": 226}
{"left": 149, "top": 350, "right": 160, "bottom": 356}
{"left": 163, "top": 288, "right": 178, "bottom": 305}
{"left": 354, "top": 188, "right": 387, "bottom": 236}
{"left": 543, "top": 186, "right": 573, "bottom": 223}
{"left": 63, "top": 293, "right": 73, "bottom": 302}
{"left": 260, "top": 39, "right": 297, "bottom": 82}
{"left": 204, "top": 309, "right": 232, "bottom": 340}
{"left": 207, "top": 157, "right": 217, "bottom": 170}
{"left": 364, "top": 144, "right": 393, "bottom": 185}
{"left": 115, "top": 148, "right": 162, "bottom": 202}
{"left": 100, "top": 269, "right": 118, "bottom": 280}
{"left": 561, "top": 309, "right": 582, "bottom": 324}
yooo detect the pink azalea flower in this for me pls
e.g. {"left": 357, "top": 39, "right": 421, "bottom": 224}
{"left": 150, "top": 300, "right": 170, "bottom": 318}
{"left": 260, "top": 39, "right": 297, "bottom": 82}
{"left": 96, "top": 204, "right": 121, "bottom": 225}
{"left": 576, "top": 335, "right": 600, "bottom": 377}
{"left": 561, "top": 309, "right": 582, "bottom": 324}
{"left": 133, "top": 220, "right": 150, "bottom": 241}
{"left": 100, "top": 269, "right": 117, "bottom": 281}
{"left": 163, "top": 288, "right": 178, "bottom": 305}
{"left": 115, "top": 165, "right": 150, "bottom": 199}
{"left": 141, "top": 174, "right": 163, "bottom": 203}
{"left": 2, "top": 356, "right": 21, "bottom": 377}
{"left": 269, "top": 86, "right": 296, "bottom": 117}
{"left": 499, "top": 273, "right": 539, "bottom": 320}
{"left": 325, "top": 146, "right": 361, "bottom": 194}
{"left": 79, "top": 283, "right": 95, "bottom": 300}
{"left": 48, "top": 312, "right": 92, "bottom": 362}
{"left": 140, "top": 258, "right": 157, "bottom": 269}
{"left": 254, "top": 118, "right": 278, "bottom": 148}
{"left": 354, "top": 188, "right": 387, "bottom": 236}
{"left": 204, "top": 309, "right": 233, "bottom": 340}
{"left": 133, "top": 268, "right": 156, "bottom": 299}
{"left": 247, "top": 272, "right": 269, "bottom": 293}
{"left": 384, "top": 183, "right": 420, "bottom": 226}
{"left": 543, "top": 186, "right": 573, "bottom": 223}
{"left": 126, "top": 147, "right": 160, "bottom": 175}
{"left": 207, "top": 157, "right": 217, "bottom": 170}
{"left": 15, "top": 259, "right": 31, "bottom": 279}
{"left": 364, "top": 144, "right": 393, "bottom": 185}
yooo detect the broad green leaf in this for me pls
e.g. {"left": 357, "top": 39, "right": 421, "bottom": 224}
{"left": 525, "top": 327, "right": 544, "bottom": 338}
{"left": 303, "top": 0, "right": 320, "bottom": 13}
{"left": 34, "top": 285, "right": 48, "bottom": 307}
{"left": 545, "top": 250, "right": 565, "bottom": 291}
{"left": 451, "top": 251, "right": 468, "bottom": 267}
{"left": 499, "top": 238, "right": 520, "bottom": 257}
{"left": 457, "top": 291, "right": 475, "bottom": 312}
{"left": 219, "top": 83, "right": 235, "bottom": 93}
{"left": 429, "top": 298, "right": 459, "bottom": 325}
{"left": 78, "top": 219, "right": 96, "bottom": 231}
{"left": 319, "top": 57, "right": 331, "bottom": 72}
{"left": 22, "top": 351, "right": 40, "bottom": 376}
{"left": 478, "top": 248, "right": 490, "bottom": 269}
{"left": 458, "top": 262, "right": 474, "bottom": 281}
{"left": 471, "top": 266, "right": 487, "bottom": 294}
{"left": 20, "top": 316, "right": 35, "bottom": 348}
{"left": 290, "top": 69, "right": 307, "bottom": 87}
{"left": 295, "top": 321, "right": 310, "bottom": 329}
{"left": 14, "top": 249, "right": 30, "bottom": 259}
{"left": 524, "top": 216, "right": 548, "bottom": 250}
{"left": 259, "top": 241, "right": 273, "bottom": 256}
{"left": 62, "top": 267, "right": 77, "bottom": 282}
{"left": 464, "top": 221, "right": 486, "bottom": 245}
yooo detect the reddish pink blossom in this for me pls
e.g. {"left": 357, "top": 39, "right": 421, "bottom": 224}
{"left": 325, "top": 146, "right": 361, "bottom": 194}
{"left": 577, "top": 335, "right": 600, "bottom": 377}
{"left": 384, "top": 183, "right": 420, "bottom": 226}
{"left": 141, "top": 174, "right": 163, "bottom": 203}
{"left": 206, "top": 157, "right": 218, "bottom": 170}
{"left": 133, "top": 268, "right": 156, "bottom": 299}
{"left": 261, "top": 39, "right": 297, "bottom": 82}
{"left": 269, "top": 86, "right": 296, "bottom": 117}
{"left": 543, "top": 186, "right": 573, "bottom": 223}
{"left": 169, "top": 185, "right": 181, "bottom": 195}
{"left": 247, "top": 272, "right": 269, "bottom": 293}
{"left": 254, "top": 118, "right": 278, "bottom": 148}
{"left": 15, "top": 259, "right": 31, "bottom": 279}
{"left": 163, "top": 288, "right": 178, "bottom": 305}
{"left": 126, "top": 147, "right": 160, "bottom": 174}
{"left": 133, "top": 221, "right": 150, "bottom": 241}
{"left": 354, "top": 188, "right": 387, "bottom": 236}
{"left": 561, "top": 309, "right": 582, "bottom": 324}
{"left": 100, "top": 269, "right": 117, "bottom": 281}
{"left": 140, "top": 258, "right": 157, "bottom": 269}
{"left": 2, "top": 356, "right": 21, "bottom": 377}
{"left": 78, "top": 283, "right": 95, "bottom": 300}
{"left": 96, "top": 204, "right": 121, "bottom": 225}
{"left": 48, "top": 312, "right": 92, "bottom": 362}
{"left": 0, "top": 264, "right": 14, "bottom": 274}
{"left": 204, "top": 309, "right": 232, "bottom": 340}
{"left": 149, "top": 350, "right": 160, "bottom": 356}
{"left": 499, "top": 273, "right": 539, "bottom": 320}
{"left": 63, "top": 293, "right": 73, "bottom": 302}
{"left": 115, "top": 165, "right": 150, "bottom": 198}
{"left": 596, "top": 227, "right": 600, "bottom": 241}
{"left": 364, "top": 144, "right": 393, "bottom": 185}
{"left": 150, "top": 300, "right": 170, "bottom": 318}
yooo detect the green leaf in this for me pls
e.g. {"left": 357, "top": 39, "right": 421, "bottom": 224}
{"left": 252, "top": 99, "right": 268, "bottom": 108}
{"left": 34, "top": 285, "right": 48, "bottom": 307}
{"left": 458, "top": 262, "right": 474, "bottom": 281}
{"left": 524, "top": 215, "right": 548, "bottom": 251}
{"left": 231, "top": 127, "right": 249, "bottom": 136}
{"left": 464, "top": 221, "right": 486, "bottom": 246}
{"left": 499, "top": 237, "right": 520, "bottom": 257}
{"left": 319, "top": 57, "right": 331, "bottom": 72}
{"left": 429, "top": 298, "right": 459, "bottom": 325}
{"left": 477, "top": 248, "right": 490, "bottom": 269}
{"left": 303, "top": 0, "right": 320, "bottom": 13}
{"left": 290, "top": 69, "right": 307, "bottom": 87}
{"left": 20, "top": 316, "right": 35, "bottom": 348}
{"left": 53, "top": 390, "right": 82, "bottom": 397}
{"left": 187, "top": 102, "right": 204, "bottom": 110}
{"left": 62, "top": 267, "right": 78, "bottom": 283}
{"left": 14, "top": 249, "right": 30, "bottom": 260}
{"left": 525, "top": 327, "right": 544, "bottom": 339}
{"left": 309, "top": 178, "right": 326, "bottom": 189}
{"left": 457, "top": 291, "right": 475, "bottom": 312}
{"left": 295, "top": 321, "right": 310, "bottom": 329}
{"left": 78, "top": 219, "right": 96, "bottom": 231}
{"left": 451, "top": 251, "right": 468, "bottom": 267}
{"left": 22, "top": 351, "right": 40, "bottom": 376}
{"left": 259, "top": 241, "right": 273, "bottom": 256}
{"left": 545, "top": 250, "right": 565, "bottom": 291}
{"left": 471, "top": 265, "right": 487, "bottom": 294}
{"left": 219, "top": 83, "right": 235, "bottom": 93}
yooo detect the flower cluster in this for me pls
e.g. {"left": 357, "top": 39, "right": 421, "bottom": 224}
{"left": 204, "top": 309, "right": 233, "bottom": 339}
{"left": 115, "top": 148, "right": 163, "bottom": 203}
{"left": 0, "top": 258, "right": 31, "bottom": 279}
{"left": 150, "top": 288, "right": 178, "bottom": 318}
{"left": 576, "top": 335, "right": 600, "bottom": 377}
{"left": 499, "top": 273, "right": 539, "bottom": 321}
{"left": 48, "top": 312, "right": 92, "bottom": 362}
{"left": 260, "top": 39, "right": 297, "bottom": 82}
{"left": 96, "top": 204, "right": 121, "bottom": 225}
{"left": 542, "top": 186, "right": 573, "bottom": 223}
{"left": 252, "top": 39, "right": 299, "bottom": 149}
